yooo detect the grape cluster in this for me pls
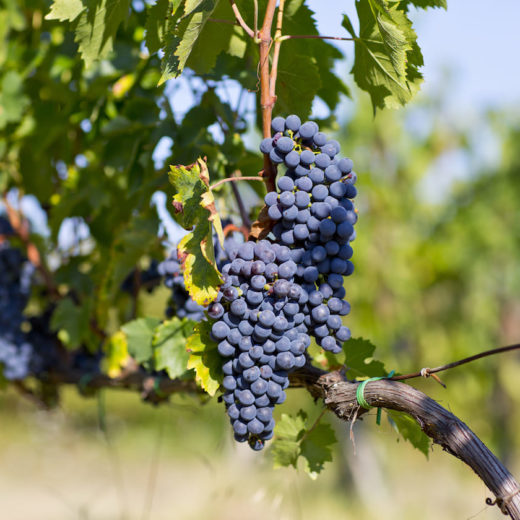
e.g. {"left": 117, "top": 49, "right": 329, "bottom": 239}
{"left": 0, "top": 242, "right": 35, "bottom": 380}
{"left": 260, "top": 114, "right": 357, "bottom": 354}
{"left": 158, "top": 252, "right": 206, "bottom": 321}
{"left": 209, "top": 240, "right": 310, "bottom": 450}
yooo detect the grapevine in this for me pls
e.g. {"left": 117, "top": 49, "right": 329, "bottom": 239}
{"left": 1, "top": 2, "right": 520, "bottom": 517}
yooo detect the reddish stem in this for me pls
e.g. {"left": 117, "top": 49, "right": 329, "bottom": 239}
{"left": 258, "top": 0, "right": 279, "bottom": 193}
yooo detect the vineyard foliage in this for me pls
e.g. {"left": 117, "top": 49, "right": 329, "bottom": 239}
{"left": 4, "top": 0, "right": 519, "bottom": 476}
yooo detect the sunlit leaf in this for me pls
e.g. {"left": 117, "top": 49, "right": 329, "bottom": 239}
{"left": 74, "top": 0, "right": 131, "bottom": 68}
{"left": 45, "top": 0, "right": 85, "bottom": 22}
{"left": 153, "top": 317, "right": 192, "bottom": 379}
{"left": 121, "top": 317, "right": 161, "bottom": 367}
{"left": 159, "top": 0, "right": 218, "bottom": 83}
{"left": 343, "top": 0, "right": 423, "bottom": 111}
{"left": 186, "top": 320, "right": 221, "bottom": 396}
{"left": 387, "top": 409, "right": 431, "bottom": 457}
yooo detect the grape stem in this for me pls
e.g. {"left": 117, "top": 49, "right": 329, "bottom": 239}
{"left": 229, "top": 177, "right": 251, "bottom": 229}
{"left": 209, "top": 175, "right": 264, "bottom": 191}
{"left": 207, "top": 18, "right": 237, "bottom": 26}
{"left": 269, "top": 0, "right": 286, "bottom": 102}
{"left": 228, "top": 1, "right": 255, "bottom": 38}
{"left": 253, "top": 0, "right": 259, "bottom": 40}
{"left": 258, "top": 0, "right": 279, "bottom": 193}
{"left": 277, "top": 34, "right": 356, "bottom": 42}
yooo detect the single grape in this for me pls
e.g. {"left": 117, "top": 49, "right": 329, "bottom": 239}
{"left": 295, "top": 177, "right": 313, "bottom": 192}
{"left": 300, "top": 150, "right": 315, "bottom": 166}
{"left": 271, "top": 116, "right": 285, "bottom": 133}
{"left": 208, "top": 302, "right": 224, "bottom": 319}
{"left": 269, "top": 148, "right": 285, "bottom": 164}
{"left": 265, "top": 192, "right": 278, "bottom": 206}
{"left": 336, "top": 326, "right": 351, "bottom": 342}
{"left": 285, "top": 114, "right": 301, "bottom": 131}
{"left": 321, "top": 143, "right": 337, "bottom": 158}
{"left": 313, "top": 132, "right": 328, "bottom": 147}
{"left": 277, "top": 176, "right": 295, "bottom": 192}
{"left": 276, "top": 136, "right": 295, "bottom": 154}
{"left": 260, "top": 138, "right": 274, "bottom": 154}
{"left": 315, "top": 153, "right": 331, "bottom": 169}
{"left": 299, "top": 122, "right": 316, "bottom": 139}
{"left": 212, "top": 321, "right": 230, "bottom": 340}
{"left": 279, "top": 191, "right": 295, "bottom": 208}
{"left": 338, "top": 157, "right": 353, "bottom": 174}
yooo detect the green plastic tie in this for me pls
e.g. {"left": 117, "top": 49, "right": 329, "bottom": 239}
{"left": 356, "top": 370, "right": 395, "bottom": 425}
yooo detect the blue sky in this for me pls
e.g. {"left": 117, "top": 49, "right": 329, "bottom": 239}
{"left": 308, "top": 0, "right": 520, "bottom": 112}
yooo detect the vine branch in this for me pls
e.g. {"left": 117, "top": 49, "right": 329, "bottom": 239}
{"left": 209, "top": 175, "right": 264, "bottom": 191}
{"left": 291, "top": 366, "right": 520, "bottom": 519}
{"left": 21, "top": 360, "right": 520, "bottom": 518}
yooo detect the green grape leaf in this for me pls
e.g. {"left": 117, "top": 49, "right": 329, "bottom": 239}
{"left": 272, "top": 411, "right": 307, "bottom": 469}
{"left": 153, "top": 317, "right": 192, "bottom": 379}
{"left": 169, "top": 158, "right": 223, "bottom": 305}
{"left": 186, "top": 320, "right": 221, "bottom": 396}
{"left": 277, "top": 1, "right": 349, "bottom": 112}
{"left": 0, "top": 71, "right": 30, "bottom": 129}
{"left": 343, "top": 337, "right": 388, "bottom": 378}
{"left": 387, "top": 409, "right": 431, "bottom": 457}
{"left": 45, "top": 0, "right": 85, "bottom": 22}
{"left": 121, "top": 317, "right": 161, "bottom": 368}
{"left": 276, "top": 53, "right": 321, "bottom": 119}
{"left": 186, "top": 1, "right": 245, "bottom": 74}
{"left": 103, "top": 331, "right": 130, "bottom": 378}
{"left": 74, "top": 0, "right": 131, "bottom": 68}
{"left": 50, "top": 297, "right": 91, "bottom": 350}
{"left": 145, "top": 0, "right": 171, "bottom": 55}
{"left": 159, "top": 0, "right": 218, "bottom": 84}
{"left": 343, "top": 0, "right": 423, "bottom": 111}
{"left": 300, "top": 422, "right": 337, "bottom": 477}
{"left": 272, "top": 410, "right": 336, "bottom": 476}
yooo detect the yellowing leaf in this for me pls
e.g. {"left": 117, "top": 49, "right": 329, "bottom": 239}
{"left": 186, "top": 321, "right": 221, "bottom": 396}
{"left": 103, "top": 331, "right": 130, "bottom": 378}
{"left": 201, "top": 190, "right": 224, "bottom": 248}
{"left": 112, "top": 74, "right": 135, "bottom": 99}
{"left": 169, "top": 158, "right": 223, "bottom": 305}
